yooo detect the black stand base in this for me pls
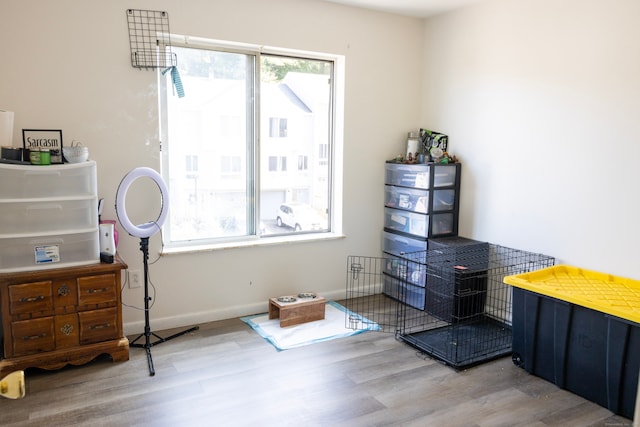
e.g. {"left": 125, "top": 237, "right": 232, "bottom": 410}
{"left": 130, "top": 237, "right": 199, "bottom": 376}
{"left": 130, "top": 326, "right": 199, "bottom": 376}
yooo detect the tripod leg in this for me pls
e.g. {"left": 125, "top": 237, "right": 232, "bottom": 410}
{"left": 145, "top": 347, "right": 156, "bottom": 376}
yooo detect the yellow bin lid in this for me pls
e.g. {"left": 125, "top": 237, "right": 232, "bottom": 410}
{"left": 504, "top": 264, "right": 640, "bottom": 324}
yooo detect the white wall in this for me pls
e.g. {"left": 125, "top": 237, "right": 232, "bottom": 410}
{"left": 0, "top": 0, "right": 424, "bottom": 333}
{"left": 422, "top": 0, "right": 640, "bottom": 279}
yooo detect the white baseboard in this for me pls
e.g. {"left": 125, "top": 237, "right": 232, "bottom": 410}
{"left": 123, "top": 288, "right": 348, "bottom": 336}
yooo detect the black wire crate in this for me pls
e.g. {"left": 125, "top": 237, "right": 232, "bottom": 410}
{"left": 344, "top": 242, "right": 555, "bottom": 369}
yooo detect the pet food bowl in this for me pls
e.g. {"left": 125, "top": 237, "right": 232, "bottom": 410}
{"left": 63, "top": 146, "right": 89, "bottom": 163}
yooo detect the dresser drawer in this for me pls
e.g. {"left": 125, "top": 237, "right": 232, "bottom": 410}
{"left": 11, "top": 316, "right": 55, "bottom": 356}
{"left": 79, "top": 307, "right": 119, "bottom": 344}
{"left": 8, "top": 281, "right": 53, "bottom": 315}
{"left": 78, "top": 274, "right": 117, "bottom": 306}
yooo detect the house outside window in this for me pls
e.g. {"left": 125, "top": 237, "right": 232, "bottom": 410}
{"left": 159, "top": 38, "right": 342, "bottom": 247}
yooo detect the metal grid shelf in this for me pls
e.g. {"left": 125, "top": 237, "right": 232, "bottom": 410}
{"left": 127, "top": 9, "right": 177, "bottom": 69}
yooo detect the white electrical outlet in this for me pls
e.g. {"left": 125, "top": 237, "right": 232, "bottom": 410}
{"left": 129, "top": 270, "right": 142, "bottom": 289}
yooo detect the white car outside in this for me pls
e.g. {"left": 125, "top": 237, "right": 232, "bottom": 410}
{"left": 276, "top": 202, "right": 326, "bottom": 231}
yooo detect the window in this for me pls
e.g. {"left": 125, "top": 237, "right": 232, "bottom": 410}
{"left": 297, "top": 155, "right": 308, "bottom": 171}
{"left": 160, "top": 38, "right": 342, "bottom": 247}
{"left": 185, "top": 155, "right": 198, "bottom": 176}
{"left": 221, "top": 156, "right": 241, "bottom": 174}
{"left": 268, "top": 156, "right": 287, "bottom": 172}
{"left": 269, "top": 118, "right": 287, "bottom": 138}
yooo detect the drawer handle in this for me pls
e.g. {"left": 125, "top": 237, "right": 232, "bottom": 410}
{"left": 19, "top": 295, "right": 45, "bottom": 303}
{"left": 89, "top": 323, "right": 110, "bottom": 330}
{"left": 22, "top": 333, "right": 46, "bottom": 340}
{"left": 58, "top": 284, "right": 71, "bottom": 296}
{"left": 87, "top": 287, "right": 109, "bottom": 294}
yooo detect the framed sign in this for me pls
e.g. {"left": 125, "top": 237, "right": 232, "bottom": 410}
{"left": 22, "top": 129, "right": 63, "bottom": 164}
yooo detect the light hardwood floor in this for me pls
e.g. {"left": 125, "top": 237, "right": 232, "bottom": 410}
{"left": 1, "top": 314, "right": 634, "bottom": 427}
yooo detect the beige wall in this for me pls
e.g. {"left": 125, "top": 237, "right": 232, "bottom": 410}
{"left": 422, "top": 0, "right": 640, "bottom": 279}
{"left": 0, "top": 0, "right": 423, "bottom": 333}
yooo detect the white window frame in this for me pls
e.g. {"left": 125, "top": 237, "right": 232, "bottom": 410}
{"left": 159, "top": 35, "right": 345, "bottom": 252}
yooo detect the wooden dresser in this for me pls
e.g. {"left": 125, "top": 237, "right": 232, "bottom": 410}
{"left": 0, "top": 261, "right": 129, "bottom": 377}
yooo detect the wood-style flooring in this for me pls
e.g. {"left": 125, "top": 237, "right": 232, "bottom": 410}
{"left": 1, "top": 313, "right": 635, "bottom": 426}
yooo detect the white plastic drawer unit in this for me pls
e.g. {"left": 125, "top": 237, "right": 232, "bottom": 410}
{"left": 0, "top": 161, "right": 97, "bottom": 199}
{"left": 385, "top": 186, "right": 455, "bottom": 213}
{"left": 385, "top": 163, "right": 457, "bottom": 189}
{"left": 0, "top": 161, "right": 100, "bottom": 272}
{"left": 0, "top": 198, "right": 98, "bottom": 235}
{"left": 0, "top": 231, "right": 100, "bottom": 272}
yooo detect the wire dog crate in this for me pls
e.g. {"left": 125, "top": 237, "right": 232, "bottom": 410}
{"left": 345, "top": 240, "right": 555, "bottom": 369}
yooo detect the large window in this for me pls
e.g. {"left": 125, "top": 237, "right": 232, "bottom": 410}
{"left": 160, "top": 39, "right": 340, "bottom": 248}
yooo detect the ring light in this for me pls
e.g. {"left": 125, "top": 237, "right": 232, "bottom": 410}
{"left": 115, "top": 167, "right": 169, "bottom": 238}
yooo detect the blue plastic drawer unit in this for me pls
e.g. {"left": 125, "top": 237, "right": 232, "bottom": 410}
{"left": 383, "top": 253, "right": 427, "bottom": 287}
{"left": 504, "top": 265, "right": 640, "bottom": 420}
{"left": 383, "top": 275, "right": 426, "bottom": 310}
{"left": 382, "top": 231, "right": 428, "bottom": 257}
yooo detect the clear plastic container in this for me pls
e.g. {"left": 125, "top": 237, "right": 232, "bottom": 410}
{"left": 0, "top": 230, "right": 99, "bottom": 272}
{"left": 0, "top": 161, "right": 97, "bottom": 199}
{"left": 0, "top": 198, "right": 97, "bottom": 235}
{"left": 382, "top": 230, "right": 427, "bottom": 256}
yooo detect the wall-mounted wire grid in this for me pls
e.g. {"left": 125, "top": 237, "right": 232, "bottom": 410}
{"left": 127, "top": 9, "right": 177, "bottom": 69}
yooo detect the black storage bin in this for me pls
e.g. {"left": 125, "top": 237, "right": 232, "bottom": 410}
{"left": 511, "top": 287, "right": 639, "bottom": 420}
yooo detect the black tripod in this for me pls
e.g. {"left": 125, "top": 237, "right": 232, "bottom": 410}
{"left": 129, "top": 237, "right": 199, "bottom": 376}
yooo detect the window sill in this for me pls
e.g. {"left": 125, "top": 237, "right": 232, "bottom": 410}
{"left": 161, "top": 232, "right": 346, "bottom": 255}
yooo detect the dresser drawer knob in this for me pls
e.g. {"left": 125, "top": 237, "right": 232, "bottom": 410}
{"left": 57, "top": 284, "right": 71, "bottom": 296}
{"left": 87, "top": 287, "right": 109, "bottom": 294}
{"left": 60, "top": 323, "right": 74, "bottom": 336}
{"left": 19, "top": 295, "right": 45, "bottom": 303}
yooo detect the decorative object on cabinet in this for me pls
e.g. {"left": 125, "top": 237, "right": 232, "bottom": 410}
{"left": 0, "top": 260, "right": 130, "bottom": 378}
{"left": 419, "top": 128, "right": 448, "bottom": 154}
{"left": 22, "top": 129, "right": 63, "bottom": 164}
{"left": 115, "top": 167, "right": 198, "bottom": 376}
{"left": 0, "top": 161, "right": 100, "bottom": 272}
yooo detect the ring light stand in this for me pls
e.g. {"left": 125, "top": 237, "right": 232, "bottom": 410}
{"left": 116, "top": 167, "right": 198, "bottom": 376}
